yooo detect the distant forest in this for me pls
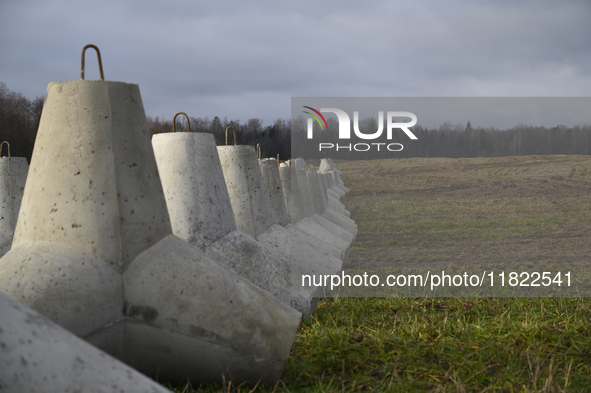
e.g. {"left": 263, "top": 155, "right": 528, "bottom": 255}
{"left": 148, "top": 115, "right": 291, "bottom": 162}
{"left": 2, "top": 82, "right": 590, "bottom": 163}
{"left": 291, "top": 116, "right": 591, "bottom": 160}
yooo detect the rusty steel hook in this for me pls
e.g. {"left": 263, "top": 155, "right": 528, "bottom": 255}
{"left": 225, "top": 126, "right": 236, "bottom": 146}
{"left": 173, "top": 112, "right": 190, "bottom": 133}
{"left": 81, "top": 44, "right": 105, "bottom": 80}
{"left": 0, "top": 141, "right": 10, "bottom": 158}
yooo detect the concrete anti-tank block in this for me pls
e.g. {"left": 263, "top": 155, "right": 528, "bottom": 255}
{"left": 123, "top": 234, "right": 301, "bottom": 383}
{"left": 0, "top": 291, "right": 173, "bottom": 393}
{"left": 217, "top": 146, "right": 276, "bottom": 238}
{"left": 319, "top": 158, "right": 342, "bottom": 176}
{"left": 321, "top": 207, "right": 358, "bottom": 241}
{"left": 259, "top": 159, "right": 348, "bottom": 261}
{"left": 153, "top": 132, "right": 316, "bottom": 316}
{"left": 205, "top": 230, "right": 318, "bottom": 317}
{"left": 152, "top": 132, "right": 236, "bottom": 249}
{"left": 305, "top": 172, "right": 354, "bottom": 247}
{"left": 330, "top": 171, "right": 350, "bottom": 195}
{"left": 257, "top": 223, "right": 342, "bottom": 275}
{"left": 278, "top": 166, "right": 353, "bottom": 245}
{"left": 259, "top": 158, "right": 290, "bottom": 226}
{"left": 218, "top": 146, "right": 342, "bottom": 275}
{"left": 326, "top": 174, "right": 346, "bottom": 198}
{"left": 279, "top": 165, "right": 306, "bottom": 223}
{"left": 0, "top": 156, "right": 28, "bottom": 257}
{"left": 296, "top": 167, "right": 355, "bottom": 242}
{"left": 0, "top": 79, "right": 302, "bottom": 385}
{"left": 0, "top": 241, "right": 123, "bottom": 337}
{"left": 10, "top": 80, "right": 171, "bottom": 272}
{"left": 318, "top": 173, "right": 350, "bottom": 216}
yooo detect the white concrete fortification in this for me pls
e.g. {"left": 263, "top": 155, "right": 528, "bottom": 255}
{"left": 0, "top": 78, "right": 301, "bottom": 385}
{"left": 0, "top": 149, "right": 28, "bottom": 257}
{"left": 259, "top": 158, "right": 351, "bottom": 264}
{"left": 152, "top": 130, "right": 317, "bottom": 316}
{"left": 218, "top": 145, "right": 342, "bottom": 276}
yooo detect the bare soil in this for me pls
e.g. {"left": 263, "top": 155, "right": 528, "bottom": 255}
{"left": 337, "top": 155, "right": 591, "bottom": 288}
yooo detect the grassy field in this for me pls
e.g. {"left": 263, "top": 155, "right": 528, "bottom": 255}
{"left": 170, "top": 155, "right": 591, "bottom": 392}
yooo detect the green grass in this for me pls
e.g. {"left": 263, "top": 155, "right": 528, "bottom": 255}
{"left": 168, "top": 297, "right": 591, "bottom": 392}
{"left": 165, "top": 156, "right": 591, "bottom": 392}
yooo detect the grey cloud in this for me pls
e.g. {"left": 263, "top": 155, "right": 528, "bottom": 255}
{"left": 1, "top": 0, "right": 590, "bottom": 124}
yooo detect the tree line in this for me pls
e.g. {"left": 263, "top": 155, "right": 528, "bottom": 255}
{"left": 0, "top": 82, "right": 44, "bottom": 161}
{"left": 2, "top": 82, "right": 591, "bottom": 163}
{"left": 291, "top": 115, "right": 591, "bottom": 160}
{"left": 0, "top": 82, "right": 291, "bottom": 162}
{"left": 148, "top": 115, "right": 291, "bottom": 161}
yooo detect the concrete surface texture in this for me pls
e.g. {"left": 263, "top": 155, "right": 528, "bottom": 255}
{"left": 321, "top": 204, "right": 359, "bottom": 242}
{"left": 0, "top": 79, "right": 301, "bottom": 385}
{"left": 218, "top": 146, "right": 342, "bottom": 275}
{"left": 256, "top": 223, "right": 342, "bottom": 275}
{"left": 259, "top": 158, "right": 290, "bottom": 226}
{"left": 294, "top": 168, "right": 316, "bottom": 218}
{"left": 330, "top": 170, "right": 350, "bottom": 194}
{"left": 319, "top": 158, "right": 342, "bottom": 175}
{"left": 259, "top": 158, "right": 349, "bottom": 261}
{"left": 0, "top": 156, "right": 28, "bottom": 257}
{"left": 279, "top": 165, "right": 306, "bottom": 223}
{"left": 313, "top": 172, "right": 351, "bottom": 220}
{"left": 0, "top": 291, "right": 173, "bottom": 393}
{"left": 319, "top": 173, "right": 351, "bottom": 217}
{"left": 152, "top": 132, "right": 237, "bottom": 249}
{"left": 326, "top": 174, "right": 346, "bottom": 197}
{"left": 293, "top": 178, "right": 350, "bottom": 259}
{"left": 205, "top": 229, "right": 318, "bottom": 317}
{"left": 312, "top": 172, "right": 357, "bottom": 241}
{"left": 153, "top": 133, "right": 316, "bottom": 316}
{"left": 293, "top": 158, "right": 306, "bottom": 171}
{"left": 278, "top": 166, "right": 353, "bottom": 247}
{"left": 304, "top": 172, "right": 354, "bottom": 246}
{"left": 295, "top": 168, "right": 346, "bottom": 228}
{"left": 217, "top": 145, "right": 276, "bottom": 238}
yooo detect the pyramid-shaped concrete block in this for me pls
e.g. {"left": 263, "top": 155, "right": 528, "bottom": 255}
{"left": 122, "top": 234, "right": 301, "bottom": 382}
{"left": 305, "top": 171, "right": 354, "bottom": 247}
{"left": 260, "top": 159, "right": 350, "bottom": 262}
{"left": 290, "top": 165, "right": 357, "bottom": 243}
{"left": 259, "top": 158, "right": 290, "bottom": 226}
{"left": 218, "top": 146, "right": 341, "bottom": 275}
{"left": 279, "top": 165, "right": 306, "bottom": 223}
{"left": 0, "top": 78, "right": 301, "bottom": 384}
{"left": 152, "top": 131, "right": 317, "bottom": 317}
{"left": 0, "top": 291, "right": 173, "bottom": 393}
{"left": 318, "top": 173, "right": 351, "bottom": 217}
{"left": 0, "top": 154, "right": 28, "bottom": 257}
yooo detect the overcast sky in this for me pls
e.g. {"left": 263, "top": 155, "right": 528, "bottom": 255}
{"left": 1, "top": 0, "right": 590, "bottom": 126}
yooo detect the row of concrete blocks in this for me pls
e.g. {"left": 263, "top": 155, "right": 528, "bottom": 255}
{"left": 154, "top": 132, "right": 357, "bottom": 318}
{"left": 0, "top": 79, "right": 356, "bottom": 390}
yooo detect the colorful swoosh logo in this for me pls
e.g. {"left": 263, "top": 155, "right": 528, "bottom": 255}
{"left": 302, "top": 106, "right": 329, "bottom": 130}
